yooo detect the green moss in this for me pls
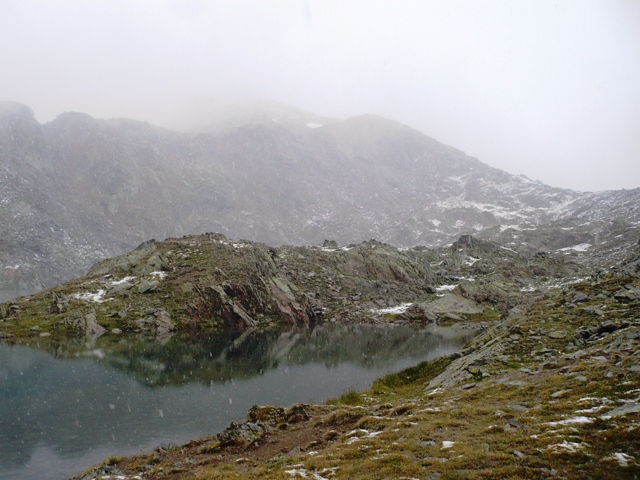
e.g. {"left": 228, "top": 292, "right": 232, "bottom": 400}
{"left": 327, "top": 389, "right": 364, "bottom": 406}
{"left": 373, "top": 356, "right": 453, "bottom": 391}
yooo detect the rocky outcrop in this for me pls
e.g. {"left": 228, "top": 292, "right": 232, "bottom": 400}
{"left": 70, "top": 310, "right": 107, "bottom": 338}
{"left": 218, "top": 404, "right": 311, "bottom": 448}
{"left": 0, "top": 233, "right": 591, "bottom": 339}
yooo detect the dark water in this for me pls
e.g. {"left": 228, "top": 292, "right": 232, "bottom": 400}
{"left": 0, "top": 324, "right": 475, "bottom": 480}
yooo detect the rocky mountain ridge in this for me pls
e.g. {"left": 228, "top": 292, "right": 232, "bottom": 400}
{"left": 1, "top": 101, "right": 639, "bottom": 291}
{"left": 0, "top": 232, "right": 608, "bottom": 341}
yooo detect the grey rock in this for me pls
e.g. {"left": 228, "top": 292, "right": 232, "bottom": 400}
{"left": 569, "top": 292, "right": 588, "bottom": 303}
{"left": 419, "top": 440, "right": 437, "bottom": 447}
{"left": 107, "top": 281, "right": 133, "bottom": 294}
{"left": 505, "top": 419, "right": 524, "bottom": 429}
{"left": 508, "top": 405, "right": 529, "bottom": 412}
{"left": 423, "top": 293, "right": 483, "bottom": 315}
{"left": 597, "top": 319, "right": 629, "bottom": 335}
{"left": 547, "top": 330, "right": 567, "bottom": 339}
{"left": 135, "top": 310, "right": 175, "bottom": 335}
{"left": 138, "top": 280, "right": 159, "bottom": 294}
{"left": 73, "top": 310, "right": 106, "bottom": 338}
{"left": 614, "top": 287, "right": 639, "bottom": 302}
{"left": 591, "top": 356, "right": 609, "bottom": 363}
{"left": 601, "top": 403, "right": 640, "bottom": 418}
{"left": 153, "top": 310, "right": 176, "bottom": 335}
{"left": 73, "top": 465, "right": 124, "bottom": 480}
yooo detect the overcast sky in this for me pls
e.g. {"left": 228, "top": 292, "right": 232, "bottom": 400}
{"left": 1, "top": 0, "right": 639, "bottom": 192}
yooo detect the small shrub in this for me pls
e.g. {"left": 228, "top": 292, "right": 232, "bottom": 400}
{"left": 327, "top": 389, "right": 363, "bottom": 406}
{"left": 373, "top": 356, "right": 453, "bottom": 390}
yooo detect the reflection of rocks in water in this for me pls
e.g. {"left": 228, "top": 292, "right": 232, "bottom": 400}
{"left": 0, "top": 324, "right": 473, "bottom": 479}
{"left": 33, "top": 324, "right": 476, "bottom": 387}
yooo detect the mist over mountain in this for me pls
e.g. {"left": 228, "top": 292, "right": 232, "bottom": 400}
{"left": 1, "top": 100, "right": 639, "bottom": 291}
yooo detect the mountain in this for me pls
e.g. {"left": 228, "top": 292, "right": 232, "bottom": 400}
{"left": 1, "top": 101, "right": 639, "bottom": 291}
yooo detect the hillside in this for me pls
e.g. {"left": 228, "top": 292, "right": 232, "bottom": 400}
{"left": 2, "top": 101, "right": 638, "bottom": 291}
{"left": 0, "top": 233, "right": 582, "bottom": 340}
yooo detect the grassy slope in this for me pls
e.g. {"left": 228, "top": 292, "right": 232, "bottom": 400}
{"left": 78, "top": 274, "right": 640, "bottom": 480}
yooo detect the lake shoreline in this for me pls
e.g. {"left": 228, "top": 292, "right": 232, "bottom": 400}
{"left": 0, "top": 323, "right": 477, "bottom": 480}
{"left": 73, "top": 274, "right": 640, "bottom": 480}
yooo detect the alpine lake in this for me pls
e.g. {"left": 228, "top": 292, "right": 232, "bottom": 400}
{"left": 0, "top": 323, "right": 476, "bottom": 479}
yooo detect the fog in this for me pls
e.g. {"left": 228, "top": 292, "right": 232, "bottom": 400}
{"left": 1, "top": 0, "right": 639, "bottom": 191}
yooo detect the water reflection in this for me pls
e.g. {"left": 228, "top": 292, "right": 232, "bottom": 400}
{"left": 0, "top": 324, "right": 474, "bottom": 480}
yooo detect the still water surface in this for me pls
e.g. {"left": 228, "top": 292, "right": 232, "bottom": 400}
{"left": 0, "top": 324, "right": 475, "bottom": 479}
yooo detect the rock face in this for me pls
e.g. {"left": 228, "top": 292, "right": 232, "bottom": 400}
{"left": 1, "top": 101, "right": 638, "bottom": 291}
{"left": 0, "top": 233, "right": 586, "bottom": 338}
